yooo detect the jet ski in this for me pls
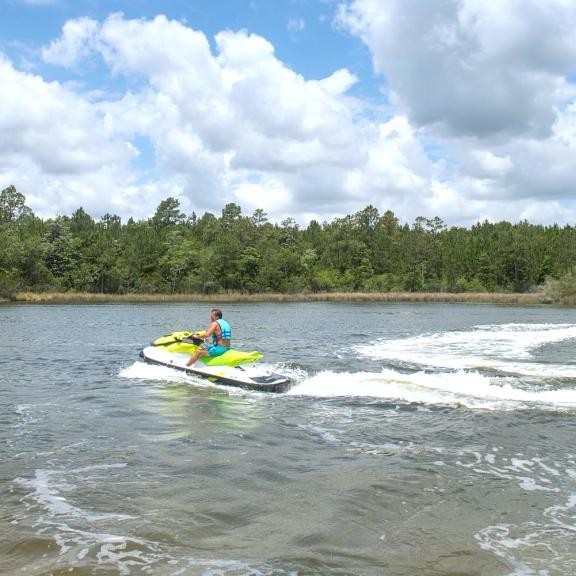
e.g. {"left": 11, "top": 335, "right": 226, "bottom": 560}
{"left": 140, "top": 331, "right": 290, "bottom": 393}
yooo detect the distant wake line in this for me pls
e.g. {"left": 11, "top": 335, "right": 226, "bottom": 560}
{"left": 354, "top": 323, "right": 576, "bottom": 377}
{"left": 298, "top": 322, "right": 576, "bottom": 409}
{"left": 287, "top": 368, "right": 576, "bottom": 410}
{"left": 300, "top": 322, "right": 576, "bottom": 409}
{"left": 121, "top": 360, "right": 576, "bottom": 411}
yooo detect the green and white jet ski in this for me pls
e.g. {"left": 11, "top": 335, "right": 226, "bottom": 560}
{"left": 140, "top": 331, "right": 290, "bottom": 393}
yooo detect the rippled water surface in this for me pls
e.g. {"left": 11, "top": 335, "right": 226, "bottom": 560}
{"left": 2, "top": 301, "right": 576, "bottom": 575}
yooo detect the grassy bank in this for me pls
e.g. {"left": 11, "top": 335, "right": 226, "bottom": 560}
{"left": 4, "top": 291, "right": 552, "bottom": 305}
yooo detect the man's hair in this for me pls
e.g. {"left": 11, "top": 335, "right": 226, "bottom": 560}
{"left": 212, "top": 308, "right": 223, "bottom": 319}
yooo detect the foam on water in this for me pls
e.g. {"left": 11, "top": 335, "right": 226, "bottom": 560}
{"left": 13, "top": 464, "right": 155, "bottom": 574}
{"left": 288, "top": 368, "right": 576, "bottom": 410}
{"left": 453, "top": 447, "right": 576, "bottom": 574}
{"left": 119, "top": 362, "right": 195, "bottom": 384}
{"left": 477, "top": 509, "right": 576, "bottom": 575}
{"left": 122, "top": 343, "right": 576, "bottom": 410}
{"left": 15, "top": 465, "right": 135, "bottom": 522}
{"left": 13, "top": 464, "right": 301, "bottom": 575}
{"left": 354, "top": 323, "right": 576, "bottom": 377}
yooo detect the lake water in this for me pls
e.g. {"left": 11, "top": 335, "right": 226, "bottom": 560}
{"left": 2, "top": 301, "right": 576, "bottom": 575}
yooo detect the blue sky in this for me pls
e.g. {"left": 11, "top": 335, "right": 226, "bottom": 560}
{"left": 2, "top": 1, "right": 374, "bottom": 86}
{"left": 2, "top": 0, "right": 576, "bottom": 226}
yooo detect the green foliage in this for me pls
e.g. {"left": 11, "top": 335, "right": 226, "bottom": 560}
{"left": 453, "top": 276, "right": 487, "bottom": 293}
{"left": 0, "top": 269, "right": 22, "bottom": 299}
{"left": 364, "top": 273, "right": 404, "bottom": 292}
{"left": 0, "top": 185, "right": 32, "bottom": 223}
{"left": 309, "top": 268, "right": 339, "bottom": 292}
{"left": 151, "top": 197, "right": 185, "bottom": 229}
{"left": 543, "top": 273, "right": 576, "bottom": 304}
{"left": 2, "top": 185, "right": 576, "bottom": 297}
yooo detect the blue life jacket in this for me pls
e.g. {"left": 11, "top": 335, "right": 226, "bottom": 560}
{"left": 212, "top": 319, "right": 231, "bottom": 346}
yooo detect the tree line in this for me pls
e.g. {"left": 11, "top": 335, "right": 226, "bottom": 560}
{"left": 1, "top": 184, "right": 575, "bottom": 298}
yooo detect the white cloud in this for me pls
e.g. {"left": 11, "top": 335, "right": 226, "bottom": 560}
{"left": 0, "top": 54, "right": 135, "bottom": 217}
{"left": 233, "top": 176, "right": 292, "bottom": 213}
{"left": 2, "top": 7, "right": 576, "bottom": 227}
{"left": 3, "top": 15, "right": 379, "bottom": 221}
{"left": 337, "top": 0, "right": 576, "bottom": 138}
{"left": 42, "top": 17, "right": 98, "bottom": 67}
{"left": 318, "top": 68, "right": 357, "bottom": 96}
{"left": 336, "top": 0, "right": 576, "bottom": 224}
{"left": 462, "top": 150, "right": 513, "bottom": 179}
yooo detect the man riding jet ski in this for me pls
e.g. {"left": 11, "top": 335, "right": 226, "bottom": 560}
{"left": 186, "top": 308, "right": 232, "bottom": 366}
{"left": 140, "top": 308, "right": 289, "bottom": 393}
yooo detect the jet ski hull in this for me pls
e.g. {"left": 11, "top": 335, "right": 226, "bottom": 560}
{"left": 140, "top": 345, "right": 290, "bottom": 393}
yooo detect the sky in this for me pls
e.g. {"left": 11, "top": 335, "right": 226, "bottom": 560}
{"left": 2, "top": 0, "right": 576, "bottom": 227}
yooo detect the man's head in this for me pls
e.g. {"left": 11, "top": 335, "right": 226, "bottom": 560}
{"left": 211, "top": 308, "right": 223, "bottom": 319}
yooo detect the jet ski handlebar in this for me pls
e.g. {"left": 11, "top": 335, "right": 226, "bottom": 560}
{"left": 181, "top": 334, "right": 205, "bottom": 346}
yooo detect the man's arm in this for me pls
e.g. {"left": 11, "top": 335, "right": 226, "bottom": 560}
{"left": 196, "top": 321, "right": 219, "bottom": 339}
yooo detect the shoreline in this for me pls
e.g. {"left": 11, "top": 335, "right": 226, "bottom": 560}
{"left": 2, "top": 291, "right": 553, "bottom": 305}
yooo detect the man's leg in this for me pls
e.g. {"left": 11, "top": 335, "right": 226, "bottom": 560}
{"left": 186, "top": 348, "right": 208, "bottom": 366}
